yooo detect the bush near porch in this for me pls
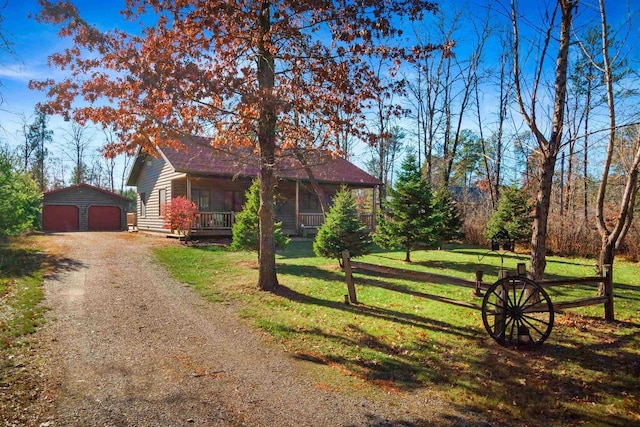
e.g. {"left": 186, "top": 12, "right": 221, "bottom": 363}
{"left": 154, "top": 240, "right": 640, "bottom": 426}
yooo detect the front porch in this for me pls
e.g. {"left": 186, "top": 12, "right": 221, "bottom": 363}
{"left": 174, "top": 175, "right": 378, "bottom": 237}
{"left": 191, "top": 211, "right": 376, "bottom": 236}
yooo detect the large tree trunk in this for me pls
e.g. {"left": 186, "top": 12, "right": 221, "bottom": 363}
{"left": 257, "top": 1, "right": 278, "bottom": 291}
{"left": 530, "top": 153, "right": 557, "bottom": 280}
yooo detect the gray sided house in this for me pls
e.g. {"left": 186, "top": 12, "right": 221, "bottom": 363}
{"left": 126, "top": 136, "right": 381, "bottom": 236}
{"left": 43, "top": 183, "right": 131, "bottom": 232}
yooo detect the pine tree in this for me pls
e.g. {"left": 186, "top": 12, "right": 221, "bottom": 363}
{"left": 374, "top": 154, "right": 437, "bottom": 262}
{"left": 313, "top": 186, "right": 372, "bottom": 266}
{"left": 231, "top": 179, "right": 288, "bottom": 254}
{"left": 484, "top": 185, "right": 533, "bottom": 242}
{"left": 433, "top": 187, "right": 463, "bottom": 248}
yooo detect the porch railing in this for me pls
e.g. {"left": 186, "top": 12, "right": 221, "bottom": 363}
{"left": 194, "top": 211, "right": 235, "bottom": 229}
{"left": 192, "top": 211, "right": 375, "bottom": 232}
{"left": 299, "top": 212, "right": 375, "bottom": 229}
{"left": 359, "top": 213, "right": 375, "bottom": 229}
{"left": 299, "top": 213, "right": 325, "bottom": 228}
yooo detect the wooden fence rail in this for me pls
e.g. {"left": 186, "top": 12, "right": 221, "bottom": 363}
{"left": 342, "top": 252, "right": 615, "bottom": 322}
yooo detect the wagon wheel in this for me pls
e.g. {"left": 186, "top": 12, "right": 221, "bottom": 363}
{"left": 481, "top": 276, "right": 554, "bottom": 347}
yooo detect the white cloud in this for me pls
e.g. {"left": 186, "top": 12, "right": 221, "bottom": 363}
{"left": 0, "top": 64, "right": 36, "bottom": 82}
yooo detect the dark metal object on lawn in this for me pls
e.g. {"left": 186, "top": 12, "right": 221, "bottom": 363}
{"left": 491, "top": 228, "right": 515, "bottom": 252}
{"left": 481, "top": 276, "right": 554, "bottom": 347}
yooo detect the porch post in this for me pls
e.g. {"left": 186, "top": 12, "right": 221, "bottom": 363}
{"left": 295, "top": 180, "right": 300, "bottom": 233}
{"left": 372, "top": 185, "right": 377, "bottom": 229}
{"left": 186, "top": 176, "right": 192, "bottom": 201}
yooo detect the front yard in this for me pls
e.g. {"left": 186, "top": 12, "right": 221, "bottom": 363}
{"left": 155, "top": 240, "right": 640, "bottom": 426}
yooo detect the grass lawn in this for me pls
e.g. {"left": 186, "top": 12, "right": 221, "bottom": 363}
{"left": 0, "top": 236, "right": 49, "bottom": 423}
{"left": 155, "top": 240, "right": 640, "bottom": 426}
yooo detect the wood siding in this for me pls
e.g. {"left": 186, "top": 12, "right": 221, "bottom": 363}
{"left": 43, "top": 186, "right": 130, "bottom": 231}
{"left": 136, "top": 156, "right": 183, "bottom": 233}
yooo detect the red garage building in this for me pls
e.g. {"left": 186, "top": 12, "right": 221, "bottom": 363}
{"left": 42, "top": 183, "right": 132, "bottom": 232}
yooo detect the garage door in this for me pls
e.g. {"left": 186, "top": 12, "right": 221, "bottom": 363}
{"left": 43, "top": 205, "right": 79, "bottom": 232}
{"left": 88, "top": 206, "right": 121, "bottom": 231}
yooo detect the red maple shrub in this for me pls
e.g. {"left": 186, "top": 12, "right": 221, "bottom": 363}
{"left": 162, "top": 197, "right": 198, "bottom": 240}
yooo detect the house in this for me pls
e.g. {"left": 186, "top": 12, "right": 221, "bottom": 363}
{"left": 125, "top": 136, "right": 381, "bottom": 236}
{"left": 42, "top": 183, "right": 132, "bottom": 232}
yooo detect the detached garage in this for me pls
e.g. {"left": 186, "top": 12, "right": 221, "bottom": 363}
{"left": 43, "top": 183, "right": 132, "bottom": 232}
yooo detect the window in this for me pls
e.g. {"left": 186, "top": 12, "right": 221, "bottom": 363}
{"left": 158, "top": 189, "right": 167, "bottom": 216}
{"left": 224, "top": 190, "right": 244, "bottom": 212}
{"left": 140, "top": 192, "right": 147, "bottom": 217}
{"left": 300, "top": 192, "right": 320, "bottom": 211}
{"left": 191, "top": 189, "right": 211, "bottom": 211}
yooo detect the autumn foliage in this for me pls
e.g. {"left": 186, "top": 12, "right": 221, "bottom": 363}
{"left": 32, "top": 0, "right": 444, "bottom": 290}
{"left": 161, "top": 197, "right": 198, "bottom": 239}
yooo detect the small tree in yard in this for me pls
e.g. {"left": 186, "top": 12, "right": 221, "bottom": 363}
{"left": 162, "top": 196, "right": 198, "bottom": 241}
{"left": 374, "top": 154, "right": 438, "bottom": 262}
{"left": 314, "top": 186, "right": 372, "bottom": 266}
{"left": 484, "top": 186, "right": 533, "bottom": 243}
{"left": 231, "top": 179, "right": 288, "bottom": 255}
{"left": 433, "top": 187, "right": 463, "bottom": 249}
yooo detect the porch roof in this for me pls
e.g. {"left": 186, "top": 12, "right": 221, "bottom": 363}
{"left": 129, "top": 136, "right": 380, "bottom": 187}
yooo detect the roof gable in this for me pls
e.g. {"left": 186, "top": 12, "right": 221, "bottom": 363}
{"left": 44, "top": 183, "right": 132, "bottom": 202}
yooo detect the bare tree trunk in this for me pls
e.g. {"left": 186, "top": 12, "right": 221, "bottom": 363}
{"left": 512, "top": 0, "right": 575, "bottom": 280}
{"left": 592, "top": 0, "right": 640, "bottom": 313}
{"left": 257, "top": 0, "right": 278, "bottom": 291}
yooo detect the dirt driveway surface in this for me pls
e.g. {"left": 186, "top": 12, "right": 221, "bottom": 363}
{"left": 35, "top": 232, "right": 453, "bottom": 426}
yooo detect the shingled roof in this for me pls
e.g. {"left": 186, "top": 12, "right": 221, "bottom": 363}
{"left": 128, "top": 136, "right": 380, "bottom": 187}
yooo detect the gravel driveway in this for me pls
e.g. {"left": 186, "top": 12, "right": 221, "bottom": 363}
{"left": 35, "top": 232, "right": 452, "bottom": 427}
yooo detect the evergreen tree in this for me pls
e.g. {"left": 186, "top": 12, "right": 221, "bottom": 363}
{"left": 484, "top": 185, "right": 533, "bottom": 242}
{"left": 433, "top": 187, "right": 463, "bottom": 248}
{"left": 313, "top": 186, "right": 372, "bottom": 266}
{"left": 26, "top": 110, "right": 53, "bottom": 191}
{"left": 231, "top": 179, "right": 288, "bottom": 254}
{"left": 0, "top": 149, "right": 42, "bottom": 238}
{"left": 374, "top": 154, "right": 437, "bottom": 262}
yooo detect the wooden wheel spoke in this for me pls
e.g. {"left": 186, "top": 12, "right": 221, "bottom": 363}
{"left": 521, "top": 313, "right": 550, "bottom": 327}
{"left": 518, "top": 289, "right": 537, "bottom": 309}
{"left": 520, "top": 316, "right": 547, "bottom": 338}
{"left": 508, "top": 318, "right": 517, "bottom": 343}
{"left": 522, "top": 301, "right": 551, "bottom": 313}
{"left": 491, "top": 290, "right": 509, "bottom": 307}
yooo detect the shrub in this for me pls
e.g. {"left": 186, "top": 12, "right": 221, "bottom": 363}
{"left": 0, "top": 151, "right": 41, "bottom": 237}
{"left": 162, "top": 196, "right": 199, "bottom": 239}
{"left": 313, "top": 186, "right": 372, "bottom": 266}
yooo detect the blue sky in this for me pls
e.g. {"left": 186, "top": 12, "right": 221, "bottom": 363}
{"left": 0, "top": 1, "right": 638, "bottom": 190}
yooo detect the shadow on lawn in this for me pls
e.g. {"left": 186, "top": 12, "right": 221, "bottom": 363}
{"left": 0, "top": 246, "right": 84, "bottom": 281}
{"left": 275, "top": 261, "right": 639, "bottom": 426}
{"left": 450, "top": 318, "right": 640, "bottom": 426}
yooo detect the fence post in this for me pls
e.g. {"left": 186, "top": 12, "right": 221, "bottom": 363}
{"left": 475, "top": 270, "right": 483, "bottom": 296}
{"left": 517, "top": 263, "right": 526, "bottom": 276}
{"left": 342, "top": 250, "right": 358, "bottom": 304}
{"left": 603, "top": 264, "right": 614, "bottom": 322}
